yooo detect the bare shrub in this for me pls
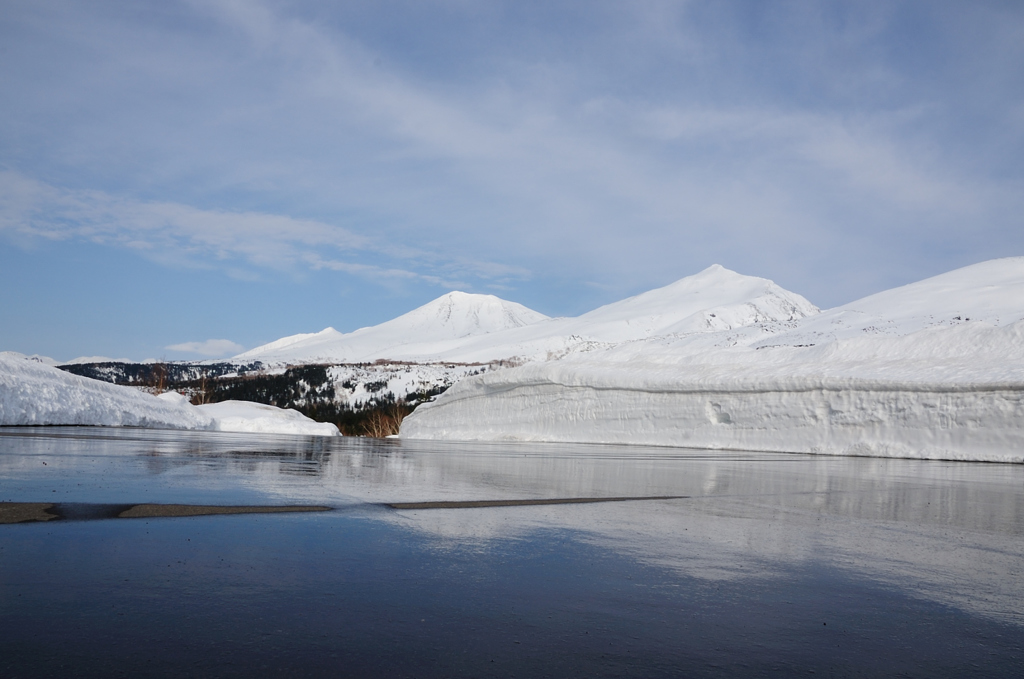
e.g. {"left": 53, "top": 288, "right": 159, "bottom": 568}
{"left": 361, "top": 405, "right": 409, "bottom": 438}
{"left": 191, "top": 369, "right": 212, "bottom": 405}
{"left": 142, "top": 362, "right": 168, "bottom": 395}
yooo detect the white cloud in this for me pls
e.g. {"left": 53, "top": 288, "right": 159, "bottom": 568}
{"left": 185, "top": 0, "right": 1020, "bottom": 280}
{"left": 0, "top": 170, "right": 526, "bottom": 291}
{"left": 2, "top": 0, "right": 1023, "bottom": 309}
{"left": 165, "top": 339, "right": 245, "bottom": 357}
{"left": 0, "top": 170, "right": 365, "bottom": 268}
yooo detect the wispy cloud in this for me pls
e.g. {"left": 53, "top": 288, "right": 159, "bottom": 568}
{"left": 2, "top": 0, "right": 1022, "bottom": 312}
{"left": 165, "top": 339, "right": 245, "bottom": 357}
{"left": 176, "top": 0, "right": 1022, "bottom": 296}
{"left": 0, "top": 170, "right": 524, "bottom": 291}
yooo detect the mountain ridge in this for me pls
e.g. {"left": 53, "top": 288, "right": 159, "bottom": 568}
{"left": 233, "top": 265, "right": 820, "bottom": 365}
{"left": 235, "top": 291, "right": 550, "bottom": 364}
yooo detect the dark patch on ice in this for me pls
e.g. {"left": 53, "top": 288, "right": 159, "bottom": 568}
{"left": 0, "top": 502, "right": 332, "bottom": 523}
{"left": 385, "top": 495, "right": 689, "bottom": 510}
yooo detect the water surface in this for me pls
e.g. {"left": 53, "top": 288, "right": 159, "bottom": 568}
{"left": 2, "top": 427, "right": 1022, "bottom": 677}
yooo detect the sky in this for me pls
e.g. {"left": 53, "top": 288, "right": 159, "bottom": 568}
{"left": 1, "top": 0, "right": 1022, "bottom": 362}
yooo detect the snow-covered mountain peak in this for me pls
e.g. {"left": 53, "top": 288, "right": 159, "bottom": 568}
{"left": 575, "top": 266, "right": 819, "bottom": 336}
{"left": 234, "top": 291, "right": 550, "bottom": 364}
{"left": 231, "top": 267, "right": 819, "bottom": 365}
{"left": 382, "top": 291, "right": 550, "bottom": 340}
{"left": 234, "top": 327, "right": 344, "bottom": 359}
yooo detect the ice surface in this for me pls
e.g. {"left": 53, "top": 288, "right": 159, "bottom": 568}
{"left": 402, "top": 259, "right": 1024, "bottom": 462}
{"left": 0, "top": 354, "right": 339, "bottom": 436}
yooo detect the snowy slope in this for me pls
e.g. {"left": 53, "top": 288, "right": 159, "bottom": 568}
{"left": 751, "top": 257, "right": 1024, "bottom": 349}
{"left": 428, "top": 264, "right": 818, "bottom": 362}
{"left": 401, "top": 259, "right": 1024, "bottom": 462}
{"left": 235, "top": 291, "right": 549, "bottom": 364}
{"left": 1, "top": 351, "right": 59, "bottom": 366}
{"left": 1, "top": 353, "right": 339, "bottom": 436}
{"left": 562, "top": 264, "right": 818, "bottom": 340}
{"left": 235, "top": 266, "right": 817, "bottom": 365}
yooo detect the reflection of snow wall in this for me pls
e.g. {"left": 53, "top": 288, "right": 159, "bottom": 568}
{"left": 401, "top": 381, "right": 1024, "bottom": 463}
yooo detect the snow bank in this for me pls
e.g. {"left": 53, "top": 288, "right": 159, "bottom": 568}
{"left": 402, "top": 260, "right": 1024, "bottom": 463}
{"left": 0, "top": 352, "right": 214, "bottom": 429}
{"left": 194, "top": 399, "right": 340, "bottom": 437}
{"left": 1, "top": 354, "right": 339, "bottom": 436}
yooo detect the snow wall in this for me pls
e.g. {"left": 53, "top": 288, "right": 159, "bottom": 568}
{"left": 0, "top": 353, "right": 215, "bottom": 430}
{"left": 401, "top": 375, "right": 1024, "bottom": 463}
{"left": 1, "top": 354, "right": 340, "bottom": 436}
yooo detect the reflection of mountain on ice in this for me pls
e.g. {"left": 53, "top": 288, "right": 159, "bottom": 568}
{"left": 402, "top": 258, "right": 1024, "bottom": 463}
{"left": 43, "top": 431, "right": 1010, "bottom": 628}
{"left": 7, "top": 431, "right": 1021, "bottom": 626}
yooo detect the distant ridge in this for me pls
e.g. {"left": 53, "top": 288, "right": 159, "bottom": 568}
{"left": 234, "top": 265, "right": 819, "bottom": 365}
{"left": 235, "top": 291, "right": 550, "bottom": 364}
{"left": 752, "top": 256, "right": 1024, "bottom": 348}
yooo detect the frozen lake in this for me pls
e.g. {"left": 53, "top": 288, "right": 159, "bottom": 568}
{"left": 2, "top": 427, "right": 1022, "bottom": 677}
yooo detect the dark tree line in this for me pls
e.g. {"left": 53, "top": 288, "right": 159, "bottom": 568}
{"left": 60, "top": 361, "right": 264, "bottom": 385}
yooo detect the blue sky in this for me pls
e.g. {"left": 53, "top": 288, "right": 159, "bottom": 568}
{"left": 1, "top": 0, "right": 1022, "bottom": 361}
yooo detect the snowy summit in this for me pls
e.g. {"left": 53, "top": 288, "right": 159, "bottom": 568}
{"left": 235, "top": 266, "right": 818, "bottom": 365}
{"left": 236, "top": 291, "right": 549, "bottom": 364}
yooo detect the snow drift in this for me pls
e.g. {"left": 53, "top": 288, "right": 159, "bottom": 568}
{"left": 401, "top": 259, "right": 1024, "bottom": 463}
{"left": 196, "top": 399, "right": 340, "bottom": 437}
{"left": 0, "top": 353, "right": 339, "bottom": 436}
